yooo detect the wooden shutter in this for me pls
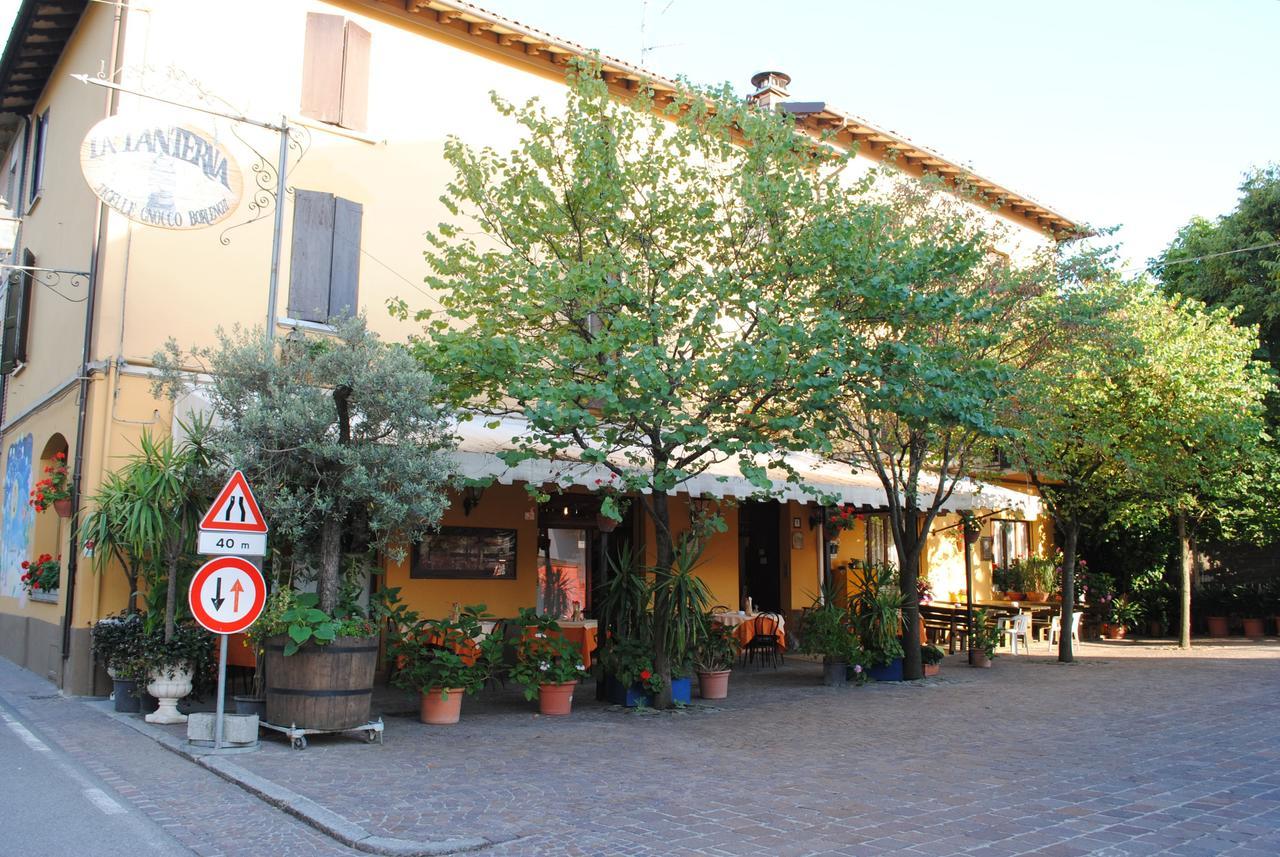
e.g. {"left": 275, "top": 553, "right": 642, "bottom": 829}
{"left": 300, "top": 13, "right": 344, "bottom": 124}
{"left": 1, "top": 249, "right": 33, "bottom": 373}
{"left": 328, "top": 197, "right": 362, "bottom": 319}
{"left": 340, "top": 22, "right": 371, "bottom": 132}
{"left": 287, "top": 190, "right": 335, "bottom": 323}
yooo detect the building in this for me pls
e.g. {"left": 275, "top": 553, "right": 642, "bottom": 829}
{"left": 0, "top": 0, "right": 1076, "bottom": 694}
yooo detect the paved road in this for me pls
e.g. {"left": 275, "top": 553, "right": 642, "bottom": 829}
{"left": 0, "top": 659, "right": 361, "bottom": 857}
{"left": 0, "top": 697, "right": 188, "bottom": 856}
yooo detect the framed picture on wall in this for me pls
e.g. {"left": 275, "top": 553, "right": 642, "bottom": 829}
{"left": 411, "top": 526, "right": 517, "bottom": 579}
{"left": 979, "top": 536, "right": 994, "bottom": 562}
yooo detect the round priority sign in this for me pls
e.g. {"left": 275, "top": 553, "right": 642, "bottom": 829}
{"left": 187, "top": 556, "right": 266, "bottom": 634}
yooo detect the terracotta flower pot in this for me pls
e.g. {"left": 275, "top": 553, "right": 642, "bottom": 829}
{"left": 419, "top": 687, "right": 464, "bottom": 725}
{"left": 537, "top": 681, "right": 578, "bottom": 716}
{"left": 697, "top": 669, "right": 731, "bottom": 699}
{"left": 970, "top": 653, "right": 992, "bottom": 668}
{"left": 1242, "top": 617, "right": 1265, "bottom": 639}
{"left": 595, "top": 513, "right": 619, "bottom": 533}
{"left": 1101, "top": 623, "right": 1127, "bottom": 640}
{"left": 1206, "top": 616, "right": 1230, "bottom": 638}
{"left": 53, "top": 498, "right": 72, "bottom": 518}
{"left": 922, "top": 663, "right": 940, "bottom": 677}
{"left": 1026, "top": 591, "right": 1050, "bottom": 603}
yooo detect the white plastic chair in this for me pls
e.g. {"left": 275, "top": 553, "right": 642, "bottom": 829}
{"left": 1046, "top": 613, "right": 1082, "bottom": 650}
{"left": 998, "top": 612, "right": 1031, "bottom": 655}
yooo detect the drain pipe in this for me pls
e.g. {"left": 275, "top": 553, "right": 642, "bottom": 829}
{"left": 61, "top": 0, "right": 128, "bottom": 666}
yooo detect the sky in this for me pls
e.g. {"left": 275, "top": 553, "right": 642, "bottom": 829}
{"left": 468, "top": 0, "right": 1280, "bottom": 276}
{"left": 1, "top": 0, "right": 1275, "bottom": 275}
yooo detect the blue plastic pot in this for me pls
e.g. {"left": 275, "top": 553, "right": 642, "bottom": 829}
{"left": 867, "top": 656, "right": 904, "bottom": 682}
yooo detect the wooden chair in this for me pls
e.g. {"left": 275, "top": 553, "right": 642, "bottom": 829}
{"left": 742, "top": 613, "right": 784, "bottom": 669}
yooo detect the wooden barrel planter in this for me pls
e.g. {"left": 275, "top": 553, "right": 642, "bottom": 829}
{"left": 264, "top": 634, "right": 378, "bottom": 731}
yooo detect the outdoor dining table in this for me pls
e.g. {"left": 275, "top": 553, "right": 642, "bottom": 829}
{"left": 710, "top": 611, "right": 787, "bottom": 650}
{"left": 554, "top": 619, "right": 598, "bottom": 670}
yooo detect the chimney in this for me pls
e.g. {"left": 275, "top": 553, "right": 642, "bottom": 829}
{"left": 748, "top": 70, "right": 791, "bottom": 109}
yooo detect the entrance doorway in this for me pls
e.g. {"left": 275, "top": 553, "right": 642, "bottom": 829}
{"left": 739, "top": 500, "right": 782, "bottom": 613}
{"left": 536, "top": 494, "right": 635, "bottom": 620}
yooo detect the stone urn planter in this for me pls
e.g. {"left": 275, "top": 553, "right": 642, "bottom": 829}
{"left": 144, "top": 664, "right": 193, "bottom": 724}
{"left": 697, "top": 669, "right": 731, "bottom": 699}
{"left": 419, "top": 687, "right": 464, "bottom": 725}
{"left": 538, "top": 681, "right": 578, "bottom": 716}
{"left": 1206, "top": 616, "right": 1230, "bottom": 638}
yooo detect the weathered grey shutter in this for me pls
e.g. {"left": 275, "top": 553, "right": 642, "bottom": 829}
{"left": 300, "top": 13, "right": 344, "bottom": 124}
{"left": 1, "top": 250, "right": 33, "bottom": 373}
{"left": 328, "top": 197, "right": 362, "bottom": 319}
{"left": 287, "top": 190, "right": 335, "bottom": 323}
{"left": 340, "top": 22, "right": 371, "bottom": 132}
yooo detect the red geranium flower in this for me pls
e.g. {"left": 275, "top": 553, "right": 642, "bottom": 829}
{"left": 639, "top": 669, "right": 652, "bottom": 681}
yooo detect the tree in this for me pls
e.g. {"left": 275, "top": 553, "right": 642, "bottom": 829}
{"left": 815, "top": 175, "right": 1056, "bottom": 679}
{"left": 403, "top": 63, "right": 859, "bottom": 707}
{"left": 1011, "top": 273, "right": 1271, "bottom": 656}
{"left": 1154, "top": 165, "right": 1280, "bottom": 414}
{"left": 154, "top": 317, "right": 456, "bottom": 614}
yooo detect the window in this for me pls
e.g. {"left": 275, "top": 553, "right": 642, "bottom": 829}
{"left": 300, "top": 13, "right": 370, "bottom": 132}
{"left": 865, "top": 514, "right": 894, "bottom": 568}
{"left": 28, "top": 110, "right": 48, "bottom": 209}
{"left": 992, "top": 519, "right": 1030, "bottom": 568}
{"left": 287, "top": 189, "right": 362, "bottom": 324}
{"left": 1, "top": 248, "right": 34, "bottom": 374}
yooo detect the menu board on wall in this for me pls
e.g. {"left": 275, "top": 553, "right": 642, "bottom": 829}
{"left": 411, "top": 526, "right": 517, "bottom": 579}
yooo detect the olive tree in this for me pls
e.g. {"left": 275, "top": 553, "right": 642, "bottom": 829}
{"left": 154, "top": 316, "right": 456, "bottom": 614}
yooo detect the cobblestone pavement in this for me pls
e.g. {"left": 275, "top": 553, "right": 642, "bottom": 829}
{"left": 212, "top": 639, "right": 1280, "bottom": 857}
{"left": 0, "top": 657, "right": 364, "bottom": 857}
{"left": 10, "top": 640, "right": 1280, "bottom": 857}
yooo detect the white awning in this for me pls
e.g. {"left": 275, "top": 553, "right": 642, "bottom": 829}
{"left": 449, "top": 415, "right": 1041, "bottom": 518}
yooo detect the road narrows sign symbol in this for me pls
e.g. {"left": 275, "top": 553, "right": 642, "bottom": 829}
{"left": 200, "top": 470, "right": 268, "bottom": 534}
{"left": 188, "top": 556, "right": 267, "bottom": 635}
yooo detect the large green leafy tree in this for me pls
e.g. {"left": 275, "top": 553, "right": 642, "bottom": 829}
{"left": 815, "top": 177, "right": 1056, "bottom": 680}
{"left": 1154, "top": 165, "right": 1280, "bottom": 383}
{"left": 155, "top": 317, "right": 456, "bottom": 615}
{"left": 1011, "top": 275, "right": 1271, "bottom": 656}
{"left": 404, "top": 63, "right": 865, "bottom": 707}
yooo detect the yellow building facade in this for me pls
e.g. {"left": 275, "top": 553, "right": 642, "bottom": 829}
{"left": 0, "top": 0, "right": 1076, "bottom": 694}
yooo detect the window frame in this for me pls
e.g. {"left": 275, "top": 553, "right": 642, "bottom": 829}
{"left": 991, "top": 519, "right": 1031, "bottom": 568}
{"left": 27, "top": 109, "right": 48, "bottom": 212}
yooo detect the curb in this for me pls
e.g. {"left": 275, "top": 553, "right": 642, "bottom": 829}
{"left": 86, "top": 700, "right": 506, "bottom": 856}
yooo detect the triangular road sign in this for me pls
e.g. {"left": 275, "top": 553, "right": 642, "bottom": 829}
{"left": 200, "top": 470, "right": 268, "bottom": 534}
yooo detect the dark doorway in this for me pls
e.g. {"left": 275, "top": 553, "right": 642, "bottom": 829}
{"left": 739, "top": 500, "right": 782, "bottom": 613}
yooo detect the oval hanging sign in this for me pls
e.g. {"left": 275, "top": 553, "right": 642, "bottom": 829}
{"left": 79, "top": 114, "right": 243, "bottom": 230}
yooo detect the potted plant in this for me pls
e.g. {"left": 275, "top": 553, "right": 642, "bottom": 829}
{"left": 797, "top": 582, "right": 860, "bottom": 686}
{"left": 694, "top": 617, "right": 741, "bottom": 698}
{"left": 1241, "top": 588, "right": 1267, "bottom": 638}
{"left": 1101, "top": 595, "right": 1141, "bottom": 640}
{"left": 969, "top": 609, "right": 999, "bottom": 667}
{"left": 29, "top": 451, "right": 72, "bottom": 517}
{"left": 91, "top": 612, "right": 147, "bottom": 712}
{"left": 511, "top": 610, "right": 587, "bottom": 715}
{"left": 921, "top": 644, "right": 944, "bottom": 677}
{"left": 140, "top": 622, "right": 216, "bottom": 724}
{"left": 991, "top": 562, "right": 1015, "bottom": 600}
{"left": 1195, "top": 580, "right": 1233, "bottom": 637}
{"left": 388, "top": 601, "right": 501, "bottom": 725}
{"left": 19, "top": 553, "right": 60, "bottom": 598}
{"left": 154, "top": 318, "right": 458, "bottom": 731}
{"left": 850, "top": 564, "right": 905, "bottom": 681}
{"left": 597, "top": 637, "right": 666, "bottom": 707}
{"left": 1021, "top": 556, "right": 1055, "bottom": 602}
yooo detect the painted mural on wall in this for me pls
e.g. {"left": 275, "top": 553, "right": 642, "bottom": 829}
{"left": 1, "top": 434, "right": 34, "bottom": 598}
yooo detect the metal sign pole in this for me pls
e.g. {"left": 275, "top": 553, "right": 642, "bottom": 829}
{"left": 214, "top": 633, "right": 228, "bottom": 751}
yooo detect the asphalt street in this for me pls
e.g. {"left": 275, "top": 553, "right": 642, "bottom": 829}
{"left": 0, "top": 695, "right": 189, "bottom": 857}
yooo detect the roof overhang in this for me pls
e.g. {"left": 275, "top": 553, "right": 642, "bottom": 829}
{"left": 0, "top": 0, "right": 89, "bottom": 116}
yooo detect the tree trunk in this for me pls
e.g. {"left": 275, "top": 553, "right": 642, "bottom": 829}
{"left": 1057, "top": 517, "right": 1078, "bottom": 663}
{"left": 164, "top": 543, "right": 179, "bottom": 643}
{"left": 1178, "top": 512, "right": 1192, "bottom": 650}
{"left": 650, "top": 489, "right": 674, "bottom": 709}
{"left": 898, "top": 510, "right": 922, "bottom": 681}
{"left": 318, "top": 512, "right": 343, "bottom": 615}
{"left": 126, "top": 560, "right": 139, "bottom": 617}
